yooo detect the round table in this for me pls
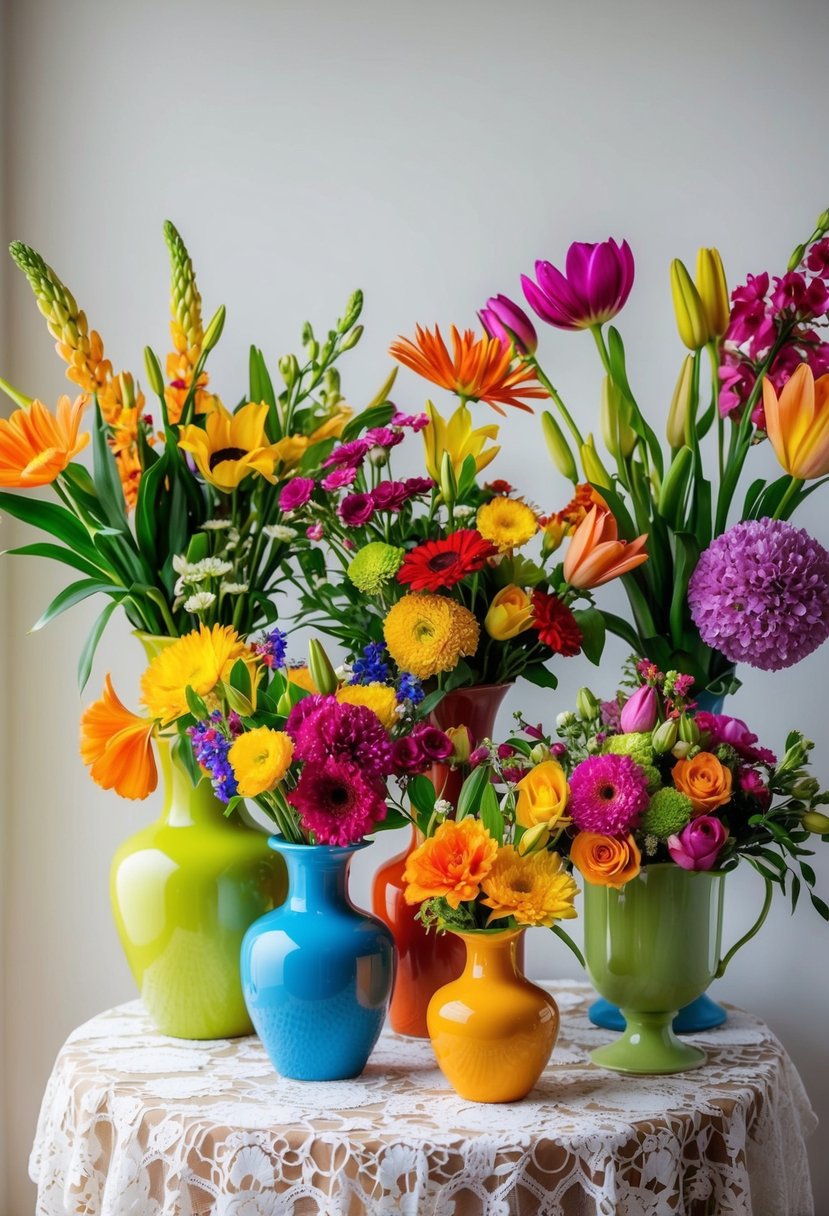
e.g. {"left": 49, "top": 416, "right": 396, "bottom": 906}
{"left": 30, "top": 982, "right": 816, "bottom": 1216}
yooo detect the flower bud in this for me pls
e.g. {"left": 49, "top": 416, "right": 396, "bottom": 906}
{"left": 580, "top": 434, "right": 613, "bottom": 489}
{"left": 144, "top": 346, "right": 165, "bottom": 399}
{"left": 439, "top": 449, "right": 458, "bottom": 506}
{"left": 308, "top": 638, "right": 338, "bottom": 695}
{"left": 787, "top": 243, "right": 807, "bottom": 274}
{"left": 541, "top": 410, "right": 578, "bottom": 482}
{"left": 556, "top": 711, "right": 575, "bottom": 730}
{"left": 530, "top": 742, "right": 551, "bottom": 765}
{"left": 678, "top": 714, "right": 700, "bottom": 744}
{"left": 802, "top": 810, "right": 829, "bottom": 834}
{"left": 341, "top": 324, "right": 364, "bottom": 351}
{"left": 517, "top": 822, "right": 551, "bottom": 855}
{"left": 791, "top": 777, "right": 820, "bottom": 800}
{"left": 446, "top": 725, "right": 473, "bottom": 765}
{"left": 670, "top": 259, "right": 708, "bottom": 350}
{"left": 576, "top": 687, "right": 601, "bottom": 722}
{"left": 620, "top": 685, "right": 658, "bottom": 733}
{"left": 671, "top": 740, "right": 693, "bottom": 760}
{"left": 817, "top": 209, "right": 829, "bottom": 233}
{"left": 652, "top": 719, "right": 678, "bottom": 754}
{"left": 202, "top": 304, "right": 226, "bottom": 355}
{"left": 479, "top": 294, "right": 538, "bottom": 355}
{"left": 540, "top": 516, "right": 568, "bottom": 556}
{"left": 306, "top": 339, "right": 319, "bottom": 361}
{"left": 601, "top": 376, "right": 636, "bottom": 458}
{"left": 279, "top": 353, "right": 299, "bottom": 388}
{"left": 338, "top": 289, "right": 363, "bottom": 333}
{"left": 666, "top": 356, "right": 694, "bottom": 449}
{"left": 695, "top": 247, "right": 729, "bottom": 339}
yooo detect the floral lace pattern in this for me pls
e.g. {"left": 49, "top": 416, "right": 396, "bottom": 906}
{"left": 30, "top": 984, "right": 816, "bottom": 1216}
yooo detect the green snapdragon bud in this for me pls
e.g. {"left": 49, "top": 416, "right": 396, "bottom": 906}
{"left": 144, "top": 346, "right": 165, "bottom": 398}
{"left": 652, "top": 719, "right": 678, "bottom": 754}
{"left": 338, "top": 289, "right": 363, "bottom": 332}
{"left": 541, "top": 410, "right": 577, "bottom": 482}
{"left": 530, "top": 742, "right": 551, "bottom": 765}
{"left": 202, "top": 304, "right": 226, "bottom": 355}
{"left": 340, "top": 324, "right": 364, "bottom": 351}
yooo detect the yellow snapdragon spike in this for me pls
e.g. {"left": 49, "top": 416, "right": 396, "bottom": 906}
{"left": 695, "top": 247, "right": 729, "bottom": 340}
{"left": 670, "top": 258, "right": 709, "bottom": 351}
{"left": 421, "top": 400, "right": 500, "bottom": 482}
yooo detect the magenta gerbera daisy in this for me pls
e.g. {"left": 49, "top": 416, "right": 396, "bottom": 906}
{"left": 287, "top": 758, "right": 388, "bottom": 845}
{"left": 568, "top": 753, "right": 649, "bottom": 835}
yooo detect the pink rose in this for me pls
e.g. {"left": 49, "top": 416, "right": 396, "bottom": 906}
{"left": 667, "top": 816, "right": 729, "bottom": 872}
{"left": 620, "top": 685, "right": 658, "bottom": 733}
{"left": 339, "top": 493, "right": 375, "bottom": 527}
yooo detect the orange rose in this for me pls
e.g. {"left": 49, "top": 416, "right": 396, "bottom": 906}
{"left": 570, "top": 832, "right": 641, "bottom": 889}
{"left": 672, "top": 752, "right": 732, "bottom": 815}
{"left": 403, "top": 818, "right": 498, "bottom": 909}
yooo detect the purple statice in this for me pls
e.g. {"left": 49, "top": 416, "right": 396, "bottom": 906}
{"left": 688, "top": 518, "right": 829, "bottom": 672}
{"left": 568, "top": 753, "right": 649, "bottom": 835}
{"left": 396, "top": 671, "right": 424, "bottom": 705}
{"left": 350, "top": 642, "right": 391, "bottom": 685}
{"left": 252, "top": 627, "right": 288, "bottom": 669}
{"left": 290, "top": 697, "right": 393, "bottom": 779}
{"left": 188, "top": 712, "right": 238, "bottom": 803}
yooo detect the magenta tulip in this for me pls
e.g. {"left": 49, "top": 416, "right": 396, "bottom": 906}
{"left": 479, "top": 294, "right": 538, "bottom": 354}
{"left": 521, "top": 238, "right": 635, "bottom": 331}
{"left": 620, "top": 685, "right": 658, "bottom": 733}
{"left": 667, "top": 816, "right": 729, "bottom": 871}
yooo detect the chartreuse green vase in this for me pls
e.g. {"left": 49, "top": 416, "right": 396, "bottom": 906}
{"left": 110, "top": 634, "right": 286, "bottom": 1039}
{"left": 584, "top": 864, "right": 772, "bottom": 1075}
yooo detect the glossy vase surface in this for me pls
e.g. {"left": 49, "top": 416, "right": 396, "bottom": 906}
{"left": 428, "top": 929, "right": 559, "bottom": 1102}
{"left": 111, "top": 740, "right": 285, "bottom": 1039}
{"left": 373, "top": 683, "right": 511, "bottom": 1037}
{"left": 584, "top": 865, "right": 725, "bottom": 1074}
{"left": 242, "top": 839, "right": 395, "bottom": 1080}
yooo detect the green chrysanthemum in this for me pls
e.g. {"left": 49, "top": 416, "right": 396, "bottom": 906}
{"left": 347, "top": 542, "right": 405, "bottom": 594}
{"left": 640, "top": 787, "right": 694, "bottom": 838}
{"left": 642, "top": 764, "right": 663, "bottom": 792}
{"left": 604, "top": 731, "right": 655, "bottom": 770}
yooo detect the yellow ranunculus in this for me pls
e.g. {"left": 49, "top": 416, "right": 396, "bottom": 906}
{"left": 422, "top": 400, "right": 500, "bottom": 483}
{"left": 229, "top": 727, "right": 294, "bottom": 798}
{"left": 515, "top": 760, "right": 570, "bottom": 830}
{"left": 484, "top": 585, "right": 534, "bottom": 640}
{"left": 178, "top": 400, "right": 287, "bottom": 492}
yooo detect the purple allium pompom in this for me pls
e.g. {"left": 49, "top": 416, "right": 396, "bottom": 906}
{"left": 688, "top": 518, "right": 829, "bottom": 671}
{"left": 568, "top": 753, "right": 649, "bottom": 835}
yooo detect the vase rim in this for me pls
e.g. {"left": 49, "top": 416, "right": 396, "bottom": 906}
{"left": 585, "top": 862, "right": 728, "bottom": 886}
{"left": 448, "top": 926, "right": 525, "bottom": 943}
{"left": 441, "top": 682, "right": 514, "bottom": 693}
{"left": 267, "top": 835, "right": 371, "bottom": 858}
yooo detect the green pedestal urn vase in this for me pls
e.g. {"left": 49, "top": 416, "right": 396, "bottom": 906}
{"left": 583, "top": 864, "right": 771, "bottom": 1075}
{"left": 111, "top": 739, "right": 286, "bottom": 1038}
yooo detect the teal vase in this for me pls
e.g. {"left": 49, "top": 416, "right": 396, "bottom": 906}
{"left": 584, "top": 864, "right": 771, "bottom": 1074}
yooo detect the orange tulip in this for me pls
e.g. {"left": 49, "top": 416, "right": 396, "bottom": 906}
{"left": 762, "top": 363, "right": 829, "bottom": 479}
{"left": 563, "top": 505, "right": 648, "bottom": 589}
{"left": 0, "top": 396, "right": 89, "bottom": 488}
{"left": 80, "top": 674, "right": 157, "bottom": 800}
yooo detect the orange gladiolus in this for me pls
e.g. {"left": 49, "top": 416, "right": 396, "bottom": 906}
{"left": 80, "top": 674, "right": 158, "bottom": 800}
{"left": 563, "top": 505, "right": 648, "bottom": 589}
{"left": 762, "top": 363, "right": 829, "bottom": 480}
{"left": 0, "top": 396, "right": 89, "bottom": 488}
{"left": 389, "top": 324, "right": 547, "bottom": 415}
{"left": 403, "top": 817, "right": 498, "bottom": 908}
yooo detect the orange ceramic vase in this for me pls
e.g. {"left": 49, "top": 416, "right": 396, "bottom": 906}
{"left": 372, "top": 684, "right": 511, "bottom": 1037}
{"left": 427, "top": 929, "right": 559, "bottom": 1103}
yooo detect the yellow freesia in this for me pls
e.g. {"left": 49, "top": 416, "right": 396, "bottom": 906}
{"left": 178, "top": 401, "right": 286, "bottom": 492}
{"left": 422, "top": 400, "right": 499, "bottom": 482}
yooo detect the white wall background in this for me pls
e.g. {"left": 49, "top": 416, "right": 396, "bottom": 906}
{"left": 2, "top": 0, "right": 829, "bottom": 1211}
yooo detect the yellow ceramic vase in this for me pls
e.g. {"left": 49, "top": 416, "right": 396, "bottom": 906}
{"left": 427, "top": 928, "right": 559, "bottom": 1102}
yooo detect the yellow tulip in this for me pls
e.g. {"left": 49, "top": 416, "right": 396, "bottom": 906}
{"left": 762, "top": 364, "right": 829, "bottom": 479}
{"left": 484, "top": 585, "right": 534, "bottom": 640}
{"left": 421, "top": 399, "right": 500, "bottom": 482}
{"left": 695, "top": 247, "right": 729, "bottom": 339}
{"left": 514, "top": 760, "right": 571, "bottom": 830}
{"left": 670, "top": 258, "right": 708, "bottom": 351}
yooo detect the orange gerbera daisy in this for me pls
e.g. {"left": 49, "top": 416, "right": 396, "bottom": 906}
{"left": 80, "top": 674, "right": 158, "bottom": 800}
{"left": 0, "top": 395, "right": 89, "bottom": 488}
{"left": 389, "top": 324, "right": 547, "bottom": 415}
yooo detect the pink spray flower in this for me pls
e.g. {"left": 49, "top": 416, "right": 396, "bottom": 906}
{"left": 391, "top": 410, "right": 430, "bottom": 431}
{"left": 321, "top": 466, "right": 358, "bottom": 491}
{"left": 371, "top": 481, "right": 410, "bottom": 512}
{"left": 339, "top": 493, "right": 375, "bottom": 527}
{"left": 391, "top": 735, "right": 428, "bottom": 774}
{"left": 620, "top": 685, "right": 658, "bottom": 733}
{"left": 323, "top": 439, "right": 370, "bottom": 470}
{"left": 521, "top": 238, "right": 635, "bottom": 331}
{"left": 279, "top": 477, "right": 315, "bottom": 512}
{"left": 667, "top": 816, "right": 729, "bottom": 871}
{"left": 479, "top": 294, "right": 538, "bottom": 354}
{"left": 695, "top": 712, "right": 776, "bottom": 766}
{"left": 738, "top": 767, "right": 771, "bottom": 809}
{"left": 306, "top": 523, "right": 324, "bottom": 541}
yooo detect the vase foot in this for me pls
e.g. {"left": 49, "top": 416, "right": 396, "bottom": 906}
{"left": 588, "top": 993, "right": 727, "bottom": 1034}
{"left": 590, "top": 1009, "right": 707, "bottom": 1074}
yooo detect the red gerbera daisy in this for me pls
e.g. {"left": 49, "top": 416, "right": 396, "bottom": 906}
{"left": 398, "top": 529, "right": 497, "bottom": 592}
{"left": 531, "top": 590, "right": 583, "bottom": 656}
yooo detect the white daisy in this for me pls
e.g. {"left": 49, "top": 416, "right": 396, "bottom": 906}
{"left": 263, "top": 524, "right": 298, "bottom": 542}
{"left": 184, "top": 591, "right": 217, "bottom": 613}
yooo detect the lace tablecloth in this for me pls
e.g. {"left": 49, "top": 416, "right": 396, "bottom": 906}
{"left": 30, "top": 983, "right": 817, "bottom": 1216}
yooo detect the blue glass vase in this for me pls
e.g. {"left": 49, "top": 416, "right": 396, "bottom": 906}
{"left": 241, "top": 838, "right": 395, "bottom": 1080}
{"left": 588, "top": 685, "right": 730, "bottom": 1036}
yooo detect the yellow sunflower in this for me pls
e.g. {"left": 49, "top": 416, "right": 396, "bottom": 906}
{"left": 476, "top": 496, "right": 538, "bottom": 552}
{"left": 178, "top": 401, "right": 286, "bottom": 492}
{"left": 481, "top": 846, "right": 579, "bottom": 927}
{"left": 336, "top": 683, "right": 398, "bottom": 730}
{"left": 141, "top": 624, "right": 252, "bottom": 724}
{"left": 383, "top": 594, "right": 479, "bottom": 680}
{"left": 229, "top": 727, "right": 294, "bottom": 798}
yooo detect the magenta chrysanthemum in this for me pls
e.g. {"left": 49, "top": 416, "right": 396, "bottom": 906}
{"left": 287, "top": 758, "right": 387, "bottom": 845}
{"left": 688, "top": 518, "right": 829, "bottom": 672}
{"left": 568, "top": 753, "right": 649, "bottom": 834}
{"left": 287, "top": 695, "right": 393, "bottom": 779}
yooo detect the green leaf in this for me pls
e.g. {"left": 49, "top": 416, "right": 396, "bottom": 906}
{"left": 92, "top": 400, "right": 131, "bottom": 532}
{"left": 456, "top": 453, "right": 478, "bottom": 500}
{"left": 173, "top": 730, "right": 203, "bottom": 786}
{"left": 185, "top": 685, "right": 210, "bottom": 720}
{"left": 800, "top": 861, "right": 817, "bottom": 886}
{"left": 31, "top": 579, "right": 119, "bottom": 632}
{"left": 479, "top": 783, "right": 504, "bottom": 843}
{"left": 222, "top": 683, "right": 254, "bottom": 716}
{"left": 77, "top": 598, "right": 121, "bottom": 690}
{"left": 418, "top": 689, "right": 445, "bottom": 716}
{"left": 809, "top": 891, "right": 829, "bottom": 920}
{"left": 408, "top": 774, "right": 437, "bottom": 820}
{"left": 457, "top": 765, "right": 492, "bottom": 820}
{"left": 185, "top": 531, "right": 209, "bottom": 564}
{"left": 742, "top": 477, "right": 766, "bottom": 521}
{"left": 0, "top": 491, "right": 99, "bottom": 560}
{"left": 341, "top": 403, "right": 395, "bottom": 442}
{"left": 134, "top": 454, "right": 168, "bottom": 568}
{"left": 3, "top": 541, "right": 108, "bottom": 580}
{"left": 229, "top": 658, "right": 252, "bottom": 700}
{"left": 520, "top": 663, "right": 558, "bottom": 689}
{"left": 442, "top": 660, "right": 474, "bottom": 693}
{"left": 572, "top": 607, "right": 606, "bottom": 665}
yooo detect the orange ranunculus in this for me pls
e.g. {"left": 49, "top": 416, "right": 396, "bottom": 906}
{"left": 515, "top": 760, "right": 570, "bottom": 830}
{"left": 563, "top": 505, "right": 648, "bottom": 590}
{"left": 80, "top": 674, "right": 157, "bottom": 800}
{"left": 762, "top": 363, "right": 829, "bottom": 480}
{"left": 0, "top": 396, "right": 89, "bottom": 488}
{"left": 403, "top": 818, "right": 498, "bottom": 909}
{"left": 570, "top": 831, "right": 641, "bottom": 888}
{"left": 484, "top": 585, "right": 534, "bottom": 640}
{"left": 672, "top": 752, "right": 732, "bottom": 815}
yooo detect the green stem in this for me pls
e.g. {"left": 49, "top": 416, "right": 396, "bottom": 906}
{"left": 526, "top": 356, "right": 585, "bottom": 449}
{"left": 772, "top": 477, "right": 803, "bottom": 520}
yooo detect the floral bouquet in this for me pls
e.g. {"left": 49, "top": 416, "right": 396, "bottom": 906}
{"left": 0, "top": 223, "right": 373, "bottom": 683}
{"left": 482, "top": 210, "right": 829, "bottom": 693}
{"left": 275, "top": 336, "right": 649, "bottom": 692}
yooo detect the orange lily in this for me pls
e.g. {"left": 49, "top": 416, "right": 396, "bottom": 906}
{"left": 389, "top": 324, "right": 547, "bottom": 415}
{"left": 80, "top": 675, "right": 158, "bottom": 800}
{"left": 762, "top": 363, "right": 829, "bottom": 479}
{"left": 563, "top": 505, "right": 648, "bottom": 589}
{"left": 0, "top": 395, "right": 89, "bottom": 488}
